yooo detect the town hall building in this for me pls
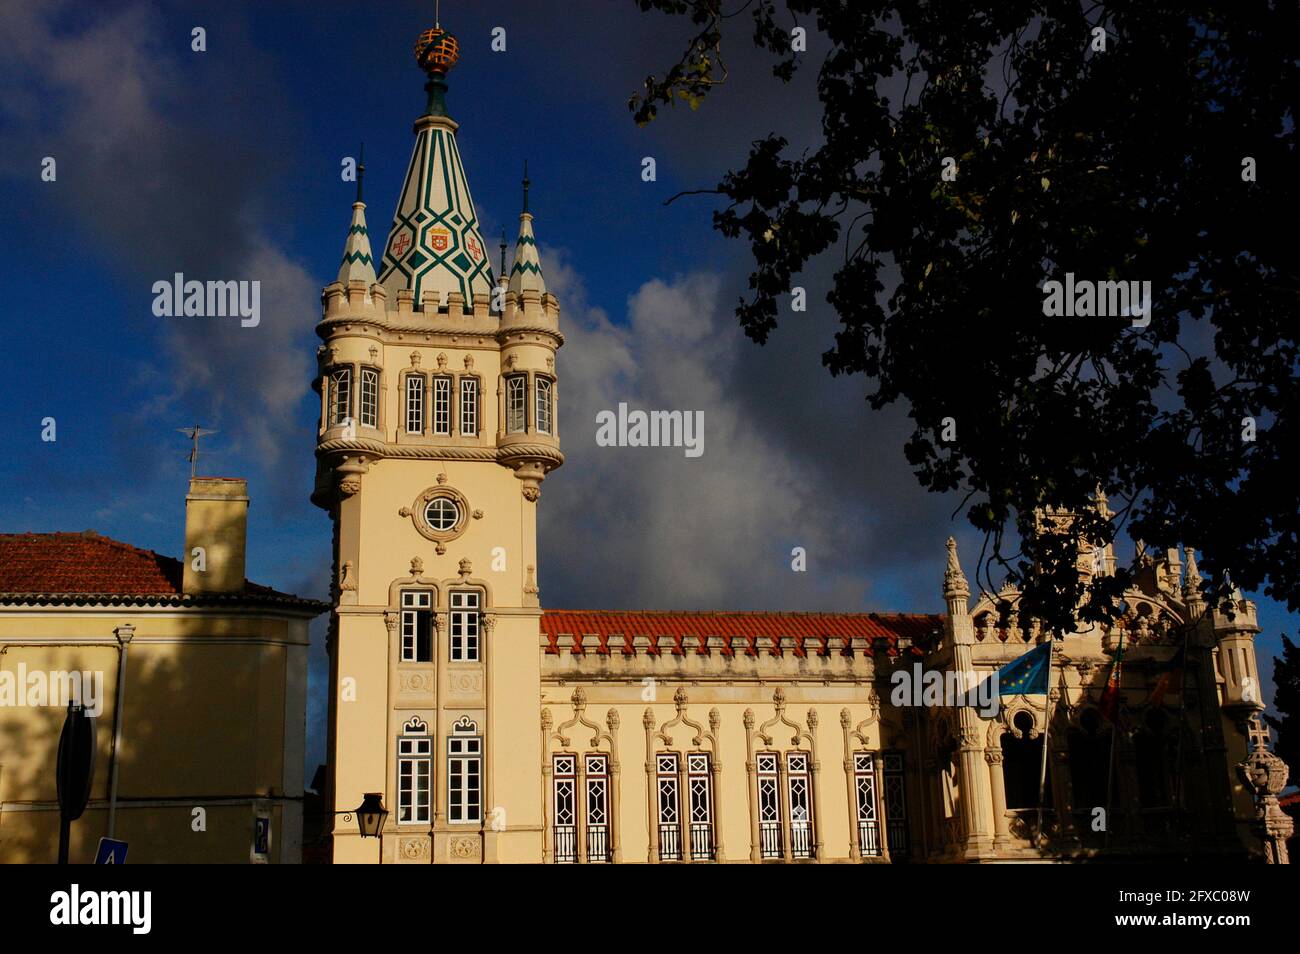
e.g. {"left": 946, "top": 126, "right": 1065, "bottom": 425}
{"left": 314, "top": 23, "right": 1292, "bottom": 864}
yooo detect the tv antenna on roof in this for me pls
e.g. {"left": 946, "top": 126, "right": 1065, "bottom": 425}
{"left": 177, "top": 424, "right": 218, "bottom": 479}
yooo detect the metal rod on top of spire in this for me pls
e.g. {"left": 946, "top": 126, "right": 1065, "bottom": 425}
{"left": 356, "top": 142, "right": 365, "bottom": 203}
{"left": 522, "top": 160, "right": 530, "bottom": 214}
{"left": 499, "top": 229, "right": 508, "bottom": 280}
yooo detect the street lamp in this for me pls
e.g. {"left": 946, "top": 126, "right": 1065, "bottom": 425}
{"left": 354, "top": 793, "right": 388, "bottom": 838}
{"left": 337, "top": 793, "right": 388, "bottom": 862}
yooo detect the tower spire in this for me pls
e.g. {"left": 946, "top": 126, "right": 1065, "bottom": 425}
{"left": 337, "top": 149, "right": 377, "bottom": 286}
{"left": 377, "top": 20, "right": 492, "bottom": 307}
{"left": 508, "top": 161, "right": 546, "bottom": 296}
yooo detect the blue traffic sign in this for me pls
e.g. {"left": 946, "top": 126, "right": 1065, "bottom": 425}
{"left": 95, "top": 838, "right": 128, "bottom": 864}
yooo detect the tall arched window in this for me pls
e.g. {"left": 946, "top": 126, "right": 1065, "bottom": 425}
{"left": 405, "top": 373, "right": 426, "bottom": 434}
{"left": 329, "top": 367, "right": 352, "bottom": 426}
{"left": 1002, "top": 710, "right": 1052, "bottom": 811}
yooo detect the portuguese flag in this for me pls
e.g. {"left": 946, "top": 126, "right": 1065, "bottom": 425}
{"left": 1098, "top": 634, "right": 1125, "bottom": 723}
{"left": 1145, "top": 646, "right": 1186, "bottom": 707}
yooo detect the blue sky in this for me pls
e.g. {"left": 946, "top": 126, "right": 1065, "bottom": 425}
{"left": 1, "top": 0, "right": 1294, "bottom": 775}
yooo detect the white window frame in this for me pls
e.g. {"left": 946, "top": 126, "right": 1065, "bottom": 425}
{"left": 397, "top": 728, "right": 432, "bottom": 825}
{"left": 359, "top": 368, "right": 379, "bottom": 429}
{"left": 535, "top": 376, "right": 553, "bottom": 435}
{"left": 405, "top": 374, "right": 425, "bottom": 434}
{"left": 786, "top": 751, "right": 814, "bottom": 859}
{"left": 854, "top": 752, "right": 882, "bottom": 857}
{"left": 552, "top": 754, "right": 578, "bottom": 863}
{"left": 656, "top": 752, "right": 682, "bottom": 861}
{"left": 460, "top": 376, "right": 479, "bottom": 435}
{"left": 687, "top": 752, "right": 714, "bottom": 861}
{"left": 424, "top": 496, "right": 460, "bottom": 533}
{"left": 399, "top": 590, "right": 433, "bottom": 663}
{"left": 449, "top": 590, "right": 481, "bottom": 662}
{"left": 432, "top": 375, "right": 452, "bottom": 435}
{"left": 329, "top": 367, "right": 352, "bottom": 427}
{"left": 757, "top": 752, "right": 782, "bottom": 859}
{"left": 506, "top": 374, "right": 527, "bottom": 434}
{"left": 447, "top": 721, "right": 482, "bottom": 824}
{"left": 585, "top": 753, "right": 610, "bottom": 863}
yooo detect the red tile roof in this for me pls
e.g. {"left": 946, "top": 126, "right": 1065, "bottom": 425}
{"left": 0, "top": 531, "right": 326, "bottom": 612}
{"left": 540, "top": 609, "right": 940, "bottom": 657}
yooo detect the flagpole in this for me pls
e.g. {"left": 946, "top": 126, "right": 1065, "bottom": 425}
{"left": 1035, "top": 636, "right": 1056, "bottom": 849}
{"left": 1170, "top": 617, "right": 1194, "bottom": 843}
{"left": 1103, "top": 628, "right": 1124, "bottom": 851}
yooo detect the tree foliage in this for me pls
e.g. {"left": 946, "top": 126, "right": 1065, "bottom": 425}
{"left": 1265, "top": 635, "right": 1300, "bottom": 777}
{"left": 632, "top": 0, "right": 1298, "bottom": 634}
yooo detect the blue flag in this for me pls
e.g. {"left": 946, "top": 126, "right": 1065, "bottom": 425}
{"left": 995, "top": 641, "right": 1052, "bottom": 696}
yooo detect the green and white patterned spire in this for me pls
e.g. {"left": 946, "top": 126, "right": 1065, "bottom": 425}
{"left": 378, "top": 28, "right": 494, "bottom": 306}
{"left": 337, "top": 201, "right": 377, "bottom": 285}
{"left": 508, "top": 163, "right": 545, "bottom": 296}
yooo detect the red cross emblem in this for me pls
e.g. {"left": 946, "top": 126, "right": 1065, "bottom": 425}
{"left": 392, "top": 231, "right": 411, "bottom": 256}
{"left": 466, "top": 236, "right": 482, "bottom": 262}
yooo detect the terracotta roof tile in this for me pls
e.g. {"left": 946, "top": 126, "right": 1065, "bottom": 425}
{"left": 0, "top": 531, "right": 324, "bottom": 611}
{"left": 541, "top": 609, "right": 941, "bottom": 656}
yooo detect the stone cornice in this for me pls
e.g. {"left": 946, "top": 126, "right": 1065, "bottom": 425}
{"left": 316, "top": 436, "right": 564, "bottom": 468}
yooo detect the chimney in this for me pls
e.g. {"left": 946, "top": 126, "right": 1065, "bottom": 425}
{"left": 183, "top": 477, "right": 249, "bottom": 595}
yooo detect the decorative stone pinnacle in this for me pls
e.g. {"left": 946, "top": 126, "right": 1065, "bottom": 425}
{"left": 944, "top": 536, "right": 970, "bottom": 601}
{"left": 1183, "top": 547, "right": 1203, "bottom": 600}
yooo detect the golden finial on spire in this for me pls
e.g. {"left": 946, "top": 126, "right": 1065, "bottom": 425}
{"left": 414, "top": 26, "right": 460, "bottom": 76}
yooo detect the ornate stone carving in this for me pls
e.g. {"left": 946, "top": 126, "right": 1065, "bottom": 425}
{"left": 463, "top": 354, "right": 475, "bottom": 371}
{"left": 399, "top": 672, "right": 435, "bottom": 694}
{"left": 448, "top": 671, "right": 483, "bottom": 694}
{"left": 449, "top": 836, "right": 480, "bottom": 860}
{"left": 410, "top": 556, "right": 424, "bottom": 575}
{"left": 338, "top": 475, "right": 362, "bottom": 496}
{"left": 409, "top": 350, "right": 421, "bottom": 368}
{"left": 339, "top": 560, "right": 356, "bottom": 592}
{"left": 398, "top": 836, "right": 430, "bottom": 862}
{"left": 436, "top": 352, "right": 448, "bottom": 370}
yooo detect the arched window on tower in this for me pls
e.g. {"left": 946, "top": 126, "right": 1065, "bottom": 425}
{"left": 459, "top": 376, "right": 479, "bottom": 435}
{"left": 405, "top": 373, "right": 426, "bottom": 434}
{"left": 359, "top": 367, "right": 379, "bottom": 429}
{"left": 505, "top": 374, "right": 527, "bottom": 433}
{"left": 432, "top": 374, "right": 452, "bottom": 435}
{"left": 329, "top": 367, "right": 352, "bottom": 427}
{"left": 535, "top": 376, "right": 553, "bottom": 434}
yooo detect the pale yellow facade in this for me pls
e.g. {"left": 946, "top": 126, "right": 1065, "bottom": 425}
{"left": 316, "top": 27, "right": 1292, "bottom": 865}
{"left": 0, "top": 481, "right": 324, "bottom": 864}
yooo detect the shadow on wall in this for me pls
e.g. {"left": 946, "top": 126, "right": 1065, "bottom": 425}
{"left": 0, "top": 626, "right": 290, "bottom": 864}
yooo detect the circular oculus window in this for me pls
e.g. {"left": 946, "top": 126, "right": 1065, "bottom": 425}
{"left": 425, "top": 496, "right": 460, "bottom": 531}
{"left": 404, "top": 484, "right": 471, "bottom": 544}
